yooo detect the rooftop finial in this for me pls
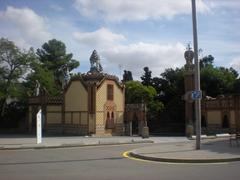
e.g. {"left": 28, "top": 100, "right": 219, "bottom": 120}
{"left": 89, "top": 50, "right": 103, "bottom": 73}
{"left": 184, "top": 43, "right": 194, "bottom": 65}
{"left": 186, "top": 43, "right": 192, "bottom": 50}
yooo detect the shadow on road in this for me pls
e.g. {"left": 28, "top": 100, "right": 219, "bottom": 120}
{"left": 201, "top": 139, "right": 240, "bottom": 155}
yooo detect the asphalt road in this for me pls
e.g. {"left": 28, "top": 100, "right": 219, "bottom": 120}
{"left": 0, "top": 144, "right": 240, "bottom": 180}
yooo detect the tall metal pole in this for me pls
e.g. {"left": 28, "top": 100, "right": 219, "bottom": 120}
{"left": 191, "top": 0, "right": 201, "bottom": 150}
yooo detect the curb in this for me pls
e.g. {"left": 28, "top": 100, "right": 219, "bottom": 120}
{"left": 189, "top": 134, "right": 231, "bottom": 140}
{"left": 128, "top": 151, "right": 240, "bottom": 163}
{"left": 0, "top": 140, "right": 154, "bottom": 151}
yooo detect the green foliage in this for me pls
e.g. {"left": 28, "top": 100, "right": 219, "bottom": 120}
{"left": 125, "top": 80, "right": 164, "bottom": 131}
{"left": 157, "top": 68, "right": 185, "bottom": 103}
{"left": 153, "top": 68, "right": 185, "bottom": 131}
{"left": 0, "top": 38, "right": 34, "bottom": 117}
{"left": 200, "top": 65, "right": 237, "bottom": 97}
{"left": 125, "top": 81, "right": 156, "bottom": 103}
{"left": 199, "top": 55, "right": 239, "bottom": 97}
{"left": 200, "top": 55, "right": 214, "bottom": 69}
{"left": 122, "top": 70, "right": 133, "bottom": 82}
{"left": 25, "top": 63, "right": 58, "bottom": 96}
{"left": 0, "top": 37, "right": 81, "bottom": 128}
{"left": 233, "top": 79, "right": 240, "bottom": 93}
{"left": 147, "top": 55, "right": 239, "bottom": 133}
{"left": 141, "top": 67, "right": 152, "bottom": 86}
{"left": 229, "top": 67, "right": 239, "bottom": 79}
{"left": 148, "top": 100, "right": 164, "bottom": 114}
{"left": 36, "top": 39, "right": 79, "bottom": 89}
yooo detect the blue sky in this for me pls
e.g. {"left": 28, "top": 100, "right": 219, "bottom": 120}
{"left": 0, "top": 0, "right": 239, "bottom": 79}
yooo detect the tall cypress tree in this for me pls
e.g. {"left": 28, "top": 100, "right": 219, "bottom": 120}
{"left": 141, "top": 67, "right": 152, "bottom": 86}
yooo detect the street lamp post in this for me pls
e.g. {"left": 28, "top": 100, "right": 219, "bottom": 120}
{"left": 191, "top": 0, "right": 201, "bottom": 150}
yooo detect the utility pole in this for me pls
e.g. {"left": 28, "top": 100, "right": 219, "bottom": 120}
{"left": 191, "top": 0, "right": 201, "bottom": 150}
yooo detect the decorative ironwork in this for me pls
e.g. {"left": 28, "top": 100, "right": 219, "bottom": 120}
{"left": 47, "top": 96, "right": 63, "bottom": 104}
{"left": 28, "top": 95, "right": 63, "bottom": 105}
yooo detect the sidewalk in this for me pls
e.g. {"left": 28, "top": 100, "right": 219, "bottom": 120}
{"left": 128, "top": 138, "right": 240, "bottom": 163}
{"left": 2, "top": 135, "right": 239, "bottom": 163}
{"left": 0, "top": 135, "right": 187, "bottom": 150}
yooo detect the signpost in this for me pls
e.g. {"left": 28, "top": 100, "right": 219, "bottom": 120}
{"left": 191, "top": 0, "right": 201, "bottom": 150}
{"left": 36, "top": 109, "right": 42, "bottom": 144}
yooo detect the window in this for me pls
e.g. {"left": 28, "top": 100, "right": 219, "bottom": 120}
{"left": 107, "top": 84, "right": 114, "bottom": 101}
{"left": 106, "top": 111, "right": 114, "bottom": 129}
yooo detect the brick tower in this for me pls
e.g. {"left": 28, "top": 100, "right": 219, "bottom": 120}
{"left": 183, "top": 45, "right": 195, "bottom": 137}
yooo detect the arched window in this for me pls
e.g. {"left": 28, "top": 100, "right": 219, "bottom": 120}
{"left": 111, "top": 112, "right": 114, "bottom": 119}
{"left": 222, "top": 114, "right": 229, "bottom": 128}
{"left": 201, "top": 115, "right": 207, "bottom": 127}
{"left": 106, "top": 111, "right": 114, "bottom": 129}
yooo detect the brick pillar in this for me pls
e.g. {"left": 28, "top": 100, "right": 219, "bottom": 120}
{"left": 184, "top": 71, "right": 195, "bottom": 137}
{"left": 183, "top": 46, "right": 195, "bottom": 137}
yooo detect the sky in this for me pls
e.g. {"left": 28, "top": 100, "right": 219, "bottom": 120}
{"left": 0, "top": 0, "right": 239, "bottom": 79}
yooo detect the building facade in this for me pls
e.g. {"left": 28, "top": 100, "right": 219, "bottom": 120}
{"left": 28, "top": 50, "right": 125, "bottom": 136}
{"left": 201, "top": 95, "right": 240, "bottom": 134}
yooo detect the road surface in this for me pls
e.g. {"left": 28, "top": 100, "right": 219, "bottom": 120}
{"left": 0, "top": 144, "right": 239, "bottom": 180}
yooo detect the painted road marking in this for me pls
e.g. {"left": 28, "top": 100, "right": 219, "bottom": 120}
{"left": 122, "top": 151, "right": 229, "bottom": 165}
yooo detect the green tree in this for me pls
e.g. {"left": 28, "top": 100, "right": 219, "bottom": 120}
{"left": 233, "top": 78, "right": 240, "bottom": 93}
{"left": 125, "top": 81, "right": 156, "bottom": 103}
{"left": 229, "top": 67, "right": 239, "bottom": 79}
{"left": 158, "top": 68, "right": 185, "bottom": 103}
{"left": 146, "top": 67, "right": 186, "bottom": 134}
{"left": 141, "top": 67, "right": 152, "bottom": 86}
{"left": 200, "top": 62, "right": 238, "bottom": 97}
{"left": 0, "top": 38, "right": 34, "bottom": 117}
{"left": 200, "top": 55, "right": 214, "bottom": 69}
{"left": 36, "top": 39, "right": 79, "bottom": 90}
{"left": 122, "top": 70, "right": 133, "bottom": 82}
{"left": 125, "top": 81, "right": 164, "bottom": 132}
{"left": 25, "top": 61, "right": 58, "bottom": 96}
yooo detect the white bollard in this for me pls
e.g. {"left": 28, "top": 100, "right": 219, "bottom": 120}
{"left": 36, "top": 109, "right": 42, "bottom": 144}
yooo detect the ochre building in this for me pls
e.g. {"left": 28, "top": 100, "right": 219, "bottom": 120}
{"left": 28, "top": 50, "right": 125, "bottom": 136}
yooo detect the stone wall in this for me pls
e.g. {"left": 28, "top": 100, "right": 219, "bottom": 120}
{"left": 201, "top": 95, "right": 240, "bottom": 134}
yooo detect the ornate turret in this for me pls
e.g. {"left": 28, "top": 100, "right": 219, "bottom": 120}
{"left": 89, "top": 50, "right": 103, "bottom": 73}
{"left": 184, "top": 44, "right": 194, "bottom": 72}
{"left": 68, "top": 50, "right": 121, "bottom": 87}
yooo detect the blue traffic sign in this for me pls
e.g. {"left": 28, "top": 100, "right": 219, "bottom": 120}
{"left": 191, "top": 90, "right": 202, "bottom": 100}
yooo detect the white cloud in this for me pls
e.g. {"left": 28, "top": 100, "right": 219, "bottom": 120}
{"left": 73, "top": 27, "right": 186, "bottom": 77}
{"left": 101, "top": 42, "right": 186, "bottom": 78}
{"left": 74, "top": 0, "right": 209, "bottom": 22}
{"left": 208, "top": 0, "right": 240, "bottom": 10}
{"left": 230, "top": 56, "right": 240, "bottom": 71}
{"left": 73, "top": 27, "right": 125, "bottom": 48}
{"left": 0, "top": 6, "right": 52, "bottom": 48}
